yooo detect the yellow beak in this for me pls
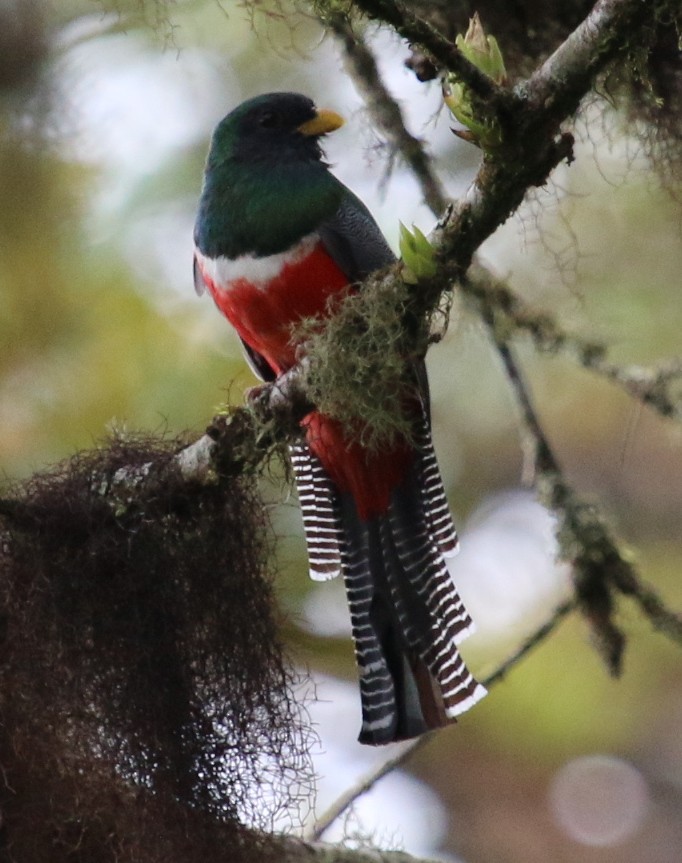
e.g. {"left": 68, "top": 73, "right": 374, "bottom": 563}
{"left": 297, "top": 108, "right": 345, "bottom": 137}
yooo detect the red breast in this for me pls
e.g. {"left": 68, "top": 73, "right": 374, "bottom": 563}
{"left": 197, "top": 240, "right": 349, "bottom": 375}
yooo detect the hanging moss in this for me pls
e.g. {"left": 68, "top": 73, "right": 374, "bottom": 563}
{"left": 0, "top": 431, "right": 312, "bottom": 862}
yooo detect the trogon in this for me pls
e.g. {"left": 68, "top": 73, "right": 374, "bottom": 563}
{"left": 193, "top": 92, "right": 486, "bottom": 744}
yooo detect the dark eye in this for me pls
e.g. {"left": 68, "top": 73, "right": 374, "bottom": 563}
{"left": 258, "top": 111, "right": 278, "bottom": 129}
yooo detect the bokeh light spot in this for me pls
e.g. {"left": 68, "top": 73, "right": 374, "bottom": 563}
{"left": 549, "top": 754, "right": 650, "bottom": 846}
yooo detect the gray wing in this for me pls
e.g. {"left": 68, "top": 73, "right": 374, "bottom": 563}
{"left": 240, "top": 338, "right": 277, "bottom": 382}
{"left": 317, "top": 188, "right": 396, "bottom": 282}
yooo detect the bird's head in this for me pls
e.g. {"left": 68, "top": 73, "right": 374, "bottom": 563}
{"left": 207, "top": 92, "right": 345, "bottom": 169}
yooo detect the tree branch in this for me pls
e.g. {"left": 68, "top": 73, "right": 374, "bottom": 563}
{"left": 584, "top": 356, "right": 682, "bottom": 421}
{"left": 491, "top": 333, "right": 682, "bottom": 666}
{"left": 463, "top": 266, "right": 682, "bottom": 421}
{"left": 327, "top": 0, "right": 655, "bottom": 290}
{"left": 522, "top": 0, "right": 651, "bottom": 117}
{"left": 434, "top": 0, "right": 654, "bottom": 269}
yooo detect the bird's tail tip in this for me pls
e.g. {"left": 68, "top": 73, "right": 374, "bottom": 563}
{"left": 444, "top": 679, "right": 487, "bottom": 720}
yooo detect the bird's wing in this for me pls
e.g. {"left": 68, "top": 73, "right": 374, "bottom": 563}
{"left": 317, "top": 187, "right": 396, "bottom": 282}
{"left": 240, "top": 338, "right": 277, "bottom": 382}
{"left": 193, "top": 254, "right": 207, "bottom": 297}
{"left": 319, "top": 184, "right": 433, "bottom": 408}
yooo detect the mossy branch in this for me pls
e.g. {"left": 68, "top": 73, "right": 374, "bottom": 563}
{"left": 492, "top": 337, "right": 682, "bottom": 672}
{"left": 310, "top": 0, "right": 682, "bottom": 656}
{"left": 464, "top": 266, "right": 682, "bottom": 420}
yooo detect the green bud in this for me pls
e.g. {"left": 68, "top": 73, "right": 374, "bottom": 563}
{"left": 443, "top": 13, "right": 507, "bottom": 149}
{"left": 455, "top": 13, "right": 506, "bottom": 85}
{"left": 399, "top": 222, "right": 438, "bottom": 284}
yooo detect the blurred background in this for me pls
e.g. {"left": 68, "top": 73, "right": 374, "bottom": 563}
{"left": 1, "top": 1, "right": 681, "bottom": 861}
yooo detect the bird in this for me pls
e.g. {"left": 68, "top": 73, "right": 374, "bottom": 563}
{"left": 193, "top": 92, "right": 486, "bottom": 744}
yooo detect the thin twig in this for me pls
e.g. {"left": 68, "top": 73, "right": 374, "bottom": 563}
{"left": 489, "top": 334, "right": 681, "bottom": 667}
{"left": 304, "top": 735, "right": 431, "bottom": 843}
{"left": 609, "top": 568, "right": 682, "bottom": 645}
{"left": 327, "top": 12, "right": 449, "bottom": 215}
{"left": 481, "top": 598, "right": 577, "bottom": 688}
{"left": 494, "top": 340, "right": 559, "bottom": 478}
{"left": 489, "top": 333, "right": 628, "bottom": 671}
{"left": 491, "top": 333, "right": 679, "bottom": 618}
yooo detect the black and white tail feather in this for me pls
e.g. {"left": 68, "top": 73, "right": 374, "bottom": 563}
{"left": 290, "top": 415, "right": 486, "bottom": 745}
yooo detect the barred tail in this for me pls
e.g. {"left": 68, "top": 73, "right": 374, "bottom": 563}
{"left": 290, "top": 418, "right": 485, "bottom": 745}
{"left": 291, "top": 442, "right": 343, "bottom": 581}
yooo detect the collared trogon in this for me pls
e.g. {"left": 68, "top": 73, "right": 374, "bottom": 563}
{"left": 193, "top": 92, "right": 486, "bottom": 744}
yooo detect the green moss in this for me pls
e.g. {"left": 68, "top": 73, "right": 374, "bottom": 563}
{"left": 295, "top": 269, "right": 432, "bottom": 450}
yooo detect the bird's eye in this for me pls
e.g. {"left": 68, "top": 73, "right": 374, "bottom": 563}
{"left": 258, "top": 111, "right": 278, "bottom": 129}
